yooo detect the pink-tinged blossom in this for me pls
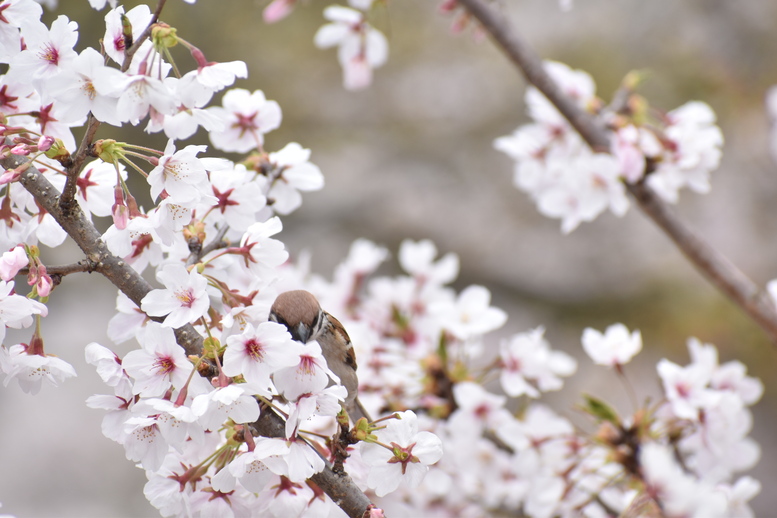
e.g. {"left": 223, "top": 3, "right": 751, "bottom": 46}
{"left": 122, "top": 415, "right": 168, "bottom": 471}
{"left": 147, "top": 140, "right": 211, "bottom": 204}
{"left": 360, "top": 410, "right": 443, "bottom": 497}
{"left": 0, "top": 342, "right": 76, "bottom": 394}
{"left": 235, "top": 216, "right": 289, "bottom": 279}
{"left": 685, "top": 337, "right": 763, "bottom": 405}
{"left": 640, "top": 442, "right": 728, "bottom": 518}
{"left": 46, "top": 159, "right": 127, "bottom": 219}
{"left": 612, "top": 125, "right": 647, "bottom": 183}
{"left": 47, "top": 47, "right": 125, "bottom": 125}
{"left": 85, "top": 378, "right": 134, "bottom": 443}
{"left": 657, "top": 357, "right": 721, "bottom": 421}
{"left": 190, "top": 384, "right": 260, "bottom": 431}
{"left": 188, "top": 59, "right": 247, "bottom": 92}
{"left": 261, "top": 437, "right": 327, "bottom": 483}
{"left": 679, "top": 393, "right": 760, "bottom": 484}
{"left": 0, "top": 280, "right": 47, "bottom": 343}
{"left": 526, "top": 61, "right": 596, "bottom": 126}
{"left": 102, "top": 5, "right": 152, "bottom": 66}
{"left": 398, "top": 239, "right": 459, "bottom": 287}
{"left": 314, "top": 6, "right": 388, "bottom": 90}
{"left": 272, "top": 341, "right": 335, "bottom": 401}
{"left": 141, "top": 264, "right": 210, "bottom": 328}
{"left": 646, "top": 101, "right": 723, "bottom": 203}
{"left": 113, "top": 74, "right": 177, "bottom": 126}
{"left": 146, "top": 100, "right": 225, "bottom": 141}
{"left": 535, "top": 152, "right": 629, "bottom": 234}
{"left": 499, "top": 327, "right": 576, "bottom": 398}
{"left": 263, "top": 0, "right": 296, "bottom": 23}
{"left": 223, "top": 321, "right": 302, "bottom": 390}
{"left": 84, "top": 342, "right": 124, "bottom": 387}
{"left": 7, "top": 15, "right": 78, "bottom": 92}
{"left": 207, "top": 162, "right": 267, "bottom": 232}
{"left": 122, "top": 324, "right": 192, "bottom": 397}
{"left": 131, "top": 397, "right": 202, "bottom": 448}
{"left": 0, "top": 0, "right": 42, "bottom": 64}
{"left": 16, "top": 101, "right": 80, "bottom": 151}
{"left": 581, "top": 323, "right": 642, "bottom": 367}
{"left": 433, "top": 285, "right": 507, "bottom": 340}
{"left": 0, "top": 245, "right": 27, "bottom": 281}
{"left": 285, "top": 384, "right": 346, "bottom": 438}
{"left": 448, "top": 382, "right": 515, "bottom": 443}
{"left": 211, "top": 438, "right": 289, "bottom": 493}
{"left": 207, "top": 88, "right": 282, "bottom": 153}
{"left": 266, "top": 143, "right": 324, "bottom": 215}
{"left": 718, "top": 476, "right": 761, "bottom": 518}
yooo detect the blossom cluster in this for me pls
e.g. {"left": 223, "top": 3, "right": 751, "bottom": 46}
{"left": 263, "top": 0, "right": 388, "bottom": 91}
{"left": 494, "top": 61, "right": 724, "bottom": 233}
{"left": 290, "top": 243, "right": 762, "bottom": 517}
{"left": 0, "top": 1, "right": 767, "bottom": 518}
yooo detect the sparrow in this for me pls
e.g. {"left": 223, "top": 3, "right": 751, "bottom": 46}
{"left": 269, "top": 289, "right": 371, "bottom": 424}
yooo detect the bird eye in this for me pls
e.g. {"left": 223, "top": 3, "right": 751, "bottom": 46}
{"left": 310, "top": 311, "right": 319, "bottom": 329}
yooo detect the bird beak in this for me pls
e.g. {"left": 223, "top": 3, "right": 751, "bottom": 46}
{"left": 294, "top": 323, "right": 311, "bottom": 343}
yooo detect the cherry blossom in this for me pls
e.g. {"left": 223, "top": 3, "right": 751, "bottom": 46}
{"left": 190, "top": 384, "right": 260, "bottom": 431}
{"left": 265, "top": 143, "right": 325, "bottom": 215}
{"left": 84, "top": 342, "right": 124, "bottom": 387}
{"left": 398, "top": 239, "right": 459, "bottom": 287}
{"left": 102, "top": 5, "right": 153, "bottom": 66}
{"left": 207, "top": 88, "right": 282, "bottom": 153}
{"left": 141, "top": 264, "right": 210, "bottom": 328}
{"left": 47, "top": 47, "right": 126, "bottom": 125}
{"left": 499, "top": 327, "right": 577, "bottom": 398}
{"left": 360, "top": 410, "right": 443, "bottom": 497}
{"left": 314, "top": 5, "right": 388, "bottom": 90}
{"left": 0, "top": 246, "right": 27, "bottom": 281}
{"left": 7, "top": 15, "right": 78, "bottom": 91}
{"left": 0, "top": 280, "right": 47, "bottom": 343}
{"left": 122, "top": 324, "right": 193, "bottom": 397}
{"left": 147, "top": 140, "right": 212, "bottom": 204}
{"left": 272, "top": 340, "right": 336, "bottom": 401}
{"left": 211, "top": 438, "right": 290, "bottom": 493}
{"left": 581, "top": 322, "right": 642, "bottom": 366}
{"left": 222, "top": 321, "right": 302, "bottom": 389}
{"left": 432, "top": 285, "right": 507, "bottom": 340}
{"left": 233, "top": 216, "right": 289, "bottom": 279}
{"left": 0, "top": 342, "right": 76, "bottom": 394}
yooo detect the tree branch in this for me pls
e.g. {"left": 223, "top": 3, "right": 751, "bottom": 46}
{"left": 253, "top": 410, "right": 374, "bottom": 518}
{"left": 455, "top": 0, "right": 777, "bottom": 344}
{"left": 1, "top": 151, "right": 377, "bottom": 517}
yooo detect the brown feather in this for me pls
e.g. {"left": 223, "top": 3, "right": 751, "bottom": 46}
{"left": 270, "top": 290, "right": 321, "bottom": 330}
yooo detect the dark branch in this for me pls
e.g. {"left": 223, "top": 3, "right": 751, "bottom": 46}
{"left": 254, "top": 410, "right": 374, "bottom": 518}
{"left": 21, "top": 259, "right": 99, "bottom": 277}
{"left": 455, "top": 0, "right": 777, "bottom": 344}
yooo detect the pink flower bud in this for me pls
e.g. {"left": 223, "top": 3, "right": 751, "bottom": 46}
{"left": 0, "top": 246, "right": 29, "bottom": 281}
{"left": 37, "top": 269, "right": 53, "bottom": 297}
{"left": 37, "top": 135, "right": 55, "bottom": 152}
{"left": 10, "top": 144, "right": 30, "bottom": 155}
{"left": 263, "top": 0, "right": 295, "bottom": 23}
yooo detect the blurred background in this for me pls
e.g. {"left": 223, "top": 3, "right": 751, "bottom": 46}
{"left": 2, "top": 0, "right": 777, "bottom": 515}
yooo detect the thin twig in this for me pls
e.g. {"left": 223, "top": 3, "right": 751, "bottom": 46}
{"left": 455, "top": 0, "right": 777, "bottom": 344}
{"left": 253, "top": 409, "right": 374, "bottom": 518}
{"left": 60, "top": 114, "right": 101, "bottom": 213}
{"left": 123, "top": 0, "right": 167, "bottom": 73}
{"left": 20, "top": 259, "right": 99, "bottom": 277}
